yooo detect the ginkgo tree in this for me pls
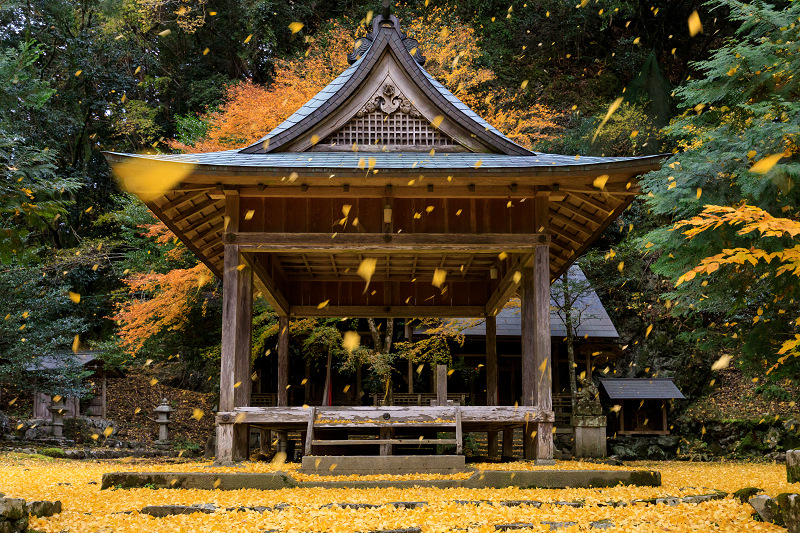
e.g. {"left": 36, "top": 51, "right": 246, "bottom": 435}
{"left": 642, "top": 0, "right": 800, "bottom": 380}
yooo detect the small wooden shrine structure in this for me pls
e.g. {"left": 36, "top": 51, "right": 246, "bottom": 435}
{"left": 30, "top": 351, "right": 122, "bottom": 420}
{"left": 106, "top": 2, "right": 663, "bottom": 463}
{"left": 599, "top": 378, "right": 685, "bottom": 435}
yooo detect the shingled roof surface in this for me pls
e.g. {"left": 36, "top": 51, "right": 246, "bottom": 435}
{"left": 449, "top": 266, "right": 619, "bottom": 339}
{"left": 598, "top": 378, "right": 686, "bottom": 400}
{"left": 105, "top": 150, "right": 659, "bottom": 171}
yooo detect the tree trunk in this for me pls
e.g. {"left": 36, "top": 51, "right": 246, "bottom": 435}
{"left": 322, "top": 348, "right": 333, "bottom": 406}
{"left": 563, "top": 270, "right": 579, "bottom": 416}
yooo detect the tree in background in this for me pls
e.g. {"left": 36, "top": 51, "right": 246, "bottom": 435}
{"left": 550, "top": 265, "right": 599, "bottom": 415}
{"left": 642, "top": 0, "right": 800, "bottom": 381}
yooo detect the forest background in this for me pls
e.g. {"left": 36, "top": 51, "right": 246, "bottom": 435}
{"left": 1, "top": 0, "right": 798, "bottom": 443}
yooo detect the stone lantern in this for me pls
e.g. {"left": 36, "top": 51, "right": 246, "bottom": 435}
{"left": 48, "top": 397, "right": 67, "bottom": 438}
{"left": 154, "top": 399, "right": 173, "bottom": 443}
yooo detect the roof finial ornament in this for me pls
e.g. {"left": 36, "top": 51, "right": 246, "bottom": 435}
{"left": 346, "top": 0, "right": 426, "bottom": 66}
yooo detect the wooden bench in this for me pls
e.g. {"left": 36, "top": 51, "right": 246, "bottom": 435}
{"left": 304, "top": 406, "right": 463, "bottom": 456}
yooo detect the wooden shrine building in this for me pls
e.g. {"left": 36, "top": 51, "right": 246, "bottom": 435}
{"left": 106, "top": 3, "right": 663, "bottom": 463}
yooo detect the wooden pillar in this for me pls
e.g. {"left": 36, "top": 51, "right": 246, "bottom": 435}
{"left": 436, "top": 364, "right": 447, "bottom": 406}
{"left": 486, "top": 315, "right": 499, "bottom": 458}
{"left": 502, "top": 427, "right": 515, "bottom": 458}
{"left": 521, "top": 199, "right": 553, "bottom": 461}
{"left": 405, "top": 321, "right": 414, "bottom": 394}
{"left": 276, "top": 315, "right": 289, "bottom": 453}
{"left": 217, "top": 191, "right": 253, "bottom": 463}
{"left": 259, "top": 428, "right": 271, "bottom": 455}
{"left": 101, "top": 368, "right": 107, "bottom": 419}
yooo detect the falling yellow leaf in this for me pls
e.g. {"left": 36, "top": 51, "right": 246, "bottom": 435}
{"left": 512, "top": 271, "right": 521, "bottom": 284}
{"left": 617, "top": 261, "right": 625, "bottom": 273}
{"left": 633, "top": 37, "right": 640, "bottom": 44}
{"left": 310, "top": 134, "right": 320, "bottom": 145}
{"left": 203, "top": 48, "right": 210, "bottom": 55}
{"left": 357, "top": 258, "right": 377, "bottom": 292}
{"left": 592, "top": 174, "right": 609, "bottom": 189}
{"left": 69, "top": 291, "right": 81, "bottom": 304}
{"left": 111, "top": 159, "right": 195, "bottom": 202}
{"left": 431, "top": 115, "right": 444, "bottom": 129}
{"left": 520, "top": 80, "right": 529, "bottom": 89}
{"left": 134, "top": 407, "right": 141, "bottom": 414}
{"left": 645, "top": 324, "right": 653, "bottom": 338}
{"left": 150, "top": 378, "right": 158, "bottom": 386}
{"left": 610, "top": 404, "right": 621, "bottom": 413}
{"left": 432, "top": 268, "right": 447, "bottom": 288}
{"left": 317, "top": 300, "right": 329, "bottom": 309}
{"left": 688, "top": 10, "right": 703, "bottom": 36}
{"left": 213, "top": 478, "right": 221, "bottom": 489}
{"left": 749, "top": 153, "right": 783, "bottom": 174}
{"left": 474, "top": 159, "right": 483, "bottom": 168}
{"left": 52, "top": 395, "right": 62, "bottom": 403}
{"left": 711, "top": 354, "right": 732, "bottom": 371}
{"left": 72, "top": 334, "right": 80, "bottom": 353}
{"left": 288, "top": 22, "right": 304, "bottom": 34}
{"left": 696, "top": 187, "right": 702, "bottom": 199}
{"left": 74, "top": 70, "right": 82, "bottom": 77}
{"left": 343, "top": 331, "right": 360, "bottom": 352}
{"left": 103, "top": 426, "right": 114, "bottom": 437}
{"left": 158, "top": 29, "right": 171, "bottom": 37}
{"left": 192, "top": 408, "right": 204, "bottom": 421}
{"left": 244, "top": 34, "right": 252, "bottom": 43}
{"left": 244, "top": 209, "right": 255, "bottom": 220}
{"left": 592, "top": 97, "right": 623, "bottom": 142}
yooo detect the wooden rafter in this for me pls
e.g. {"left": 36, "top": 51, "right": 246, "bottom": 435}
{"left": 174, "top": 198, "right": 220, "bottom": 225}
{"left": 241, "top": 253, "right": 290, "bottom": 317}
{"left": 160, "top": 189, "right": 210, "bottom": 214}
{"left": 291, "top": 305, "right": 486, "bottom": 318}
{"left": 485, "top": 252, "right": 534, "bottom": 316}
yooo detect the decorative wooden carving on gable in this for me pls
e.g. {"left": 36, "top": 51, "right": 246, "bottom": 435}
{"left": 320, "top": 83, "right": 460, "bottom": 151}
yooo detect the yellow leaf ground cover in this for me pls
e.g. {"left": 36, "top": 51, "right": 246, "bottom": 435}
{"left": 0, "top": 453, "right": 794, "bottom": 532}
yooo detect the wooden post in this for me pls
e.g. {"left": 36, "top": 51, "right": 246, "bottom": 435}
{"left": 486, "top": 315, "right": 499, "bottom": 458}
{"left": 276, "top": 315, "right": 289, "bottom": 453}
{"left": 521, "top": 219, "right": 553, "bottom": 459}
{"left": 217, "top": 191, "right": 253, "bottom": 463}
{"left": 405, "top": 321, "right": 414, "bottom": 394}
{"left": 259, "top": 428, "right": 271, "bottom": 456}
{"left": 436, "top": 364, "right": 447, "bottom": 406}
{"left": 502, "top": 427, "right": 515, "bottom": 458}
{"left": 101, "top": 368, "right": 107, "bottom": 419}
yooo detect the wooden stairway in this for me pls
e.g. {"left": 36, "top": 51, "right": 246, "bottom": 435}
{"left": 304, "top": 406, "right": 463, "bottom": 456}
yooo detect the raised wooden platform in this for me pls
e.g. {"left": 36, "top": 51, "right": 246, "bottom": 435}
{"left": 300, "top": 455, "right": 466, "bottom": 475}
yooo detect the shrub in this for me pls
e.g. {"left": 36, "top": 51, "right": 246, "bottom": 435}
{"left": 40, "top": 447, "right": 66, "bottom": 458}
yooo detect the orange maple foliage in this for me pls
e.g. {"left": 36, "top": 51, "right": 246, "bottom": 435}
{"left": 674, "top": 204, "right": 800, "bottom": 365}
{"left": 113, "top": 220, "right": 214, "bottom": 354}
{"left": 170, "top": 9, "right": 560, "bottom": 153}
{"left": 114, "top": 262, "right": 214, "bottom": 353}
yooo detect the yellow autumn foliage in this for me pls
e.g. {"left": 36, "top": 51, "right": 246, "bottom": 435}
{"left": 0, "top": 454, "right": 794, "bottom": 532}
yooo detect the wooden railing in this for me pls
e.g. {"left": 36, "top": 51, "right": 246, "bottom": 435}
{"left": 251, "top": 393, "right": 277, "bottom": 407}
{"left": 371, "top": 393, "right": 468, "bottom": 407}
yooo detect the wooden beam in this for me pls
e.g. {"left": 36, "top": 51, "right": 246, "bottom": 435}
{"left": 230, "top": 232, "right": 549, "bottom": 253}
{"left": 194, "top": 221, "right": 224, "bottom": 243}
{"left": 290, "top": 305, "right": 486, "bottom": 318}
{"left": 241, "top": 253, "right": 290, "bottom": 317}
{"left": 485, "top": 253, "right": 535, "bottom": 316}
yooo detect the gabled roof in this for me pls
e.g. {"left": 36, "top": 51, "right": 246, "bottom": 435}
{"left": 599, "top": 378, "right": 685, "bottom": 400}
{"left": 448, "top": 266, "right": 618, "bottom": 339}
{"left": 239, "top": 12, "right": 530, "bottom": 155}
